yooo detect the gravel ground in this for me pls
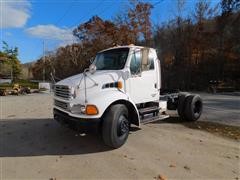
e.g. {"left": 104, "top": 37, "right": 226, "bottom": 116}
{"left": 0, "top": 93, "right": 239, "bottom": 179}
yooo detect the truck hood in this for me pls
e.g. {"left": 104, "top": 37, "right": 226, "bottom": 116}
{"left": 56, "top": 70, "right": 126, "bottom": 91}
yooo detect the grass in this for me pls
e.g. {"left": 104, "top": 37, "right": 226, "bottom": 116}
{"left": 159, "top": 117, "right": 240, "bottom": 140}
{"left": 0, "top": 79, "right": 38, "bottom": 89}
{"left": 184, "top": 121, "right": 240, "bottom": 140}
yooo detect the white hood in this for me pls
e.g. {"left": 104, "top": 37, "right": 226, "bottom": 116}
{"left": 56, "top": 70, "right": 127, "bottom": 100}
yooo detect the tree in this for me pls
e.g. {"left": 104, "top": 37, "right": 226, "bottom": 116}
{"left": 221, "top": 0, "right": 240, "bottom": 15}
{"left": 0, "top": 41, "right": 22, "bottom": 81}
{"left": 114, "top": 0, "right": 153, "bottom": 45}
{"left": 32, "top": 55, "right": 54, "bottom": 81}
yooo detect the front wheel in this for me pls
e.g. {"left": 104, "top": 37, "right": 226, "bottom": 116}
{"left": 102, "top": 104, "right": 129, "bottom": 148}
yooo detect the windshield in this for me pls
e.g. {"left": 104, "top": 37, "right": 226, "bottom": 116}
{"left": 94, "top": 48, "right": 129, "bottom": 70}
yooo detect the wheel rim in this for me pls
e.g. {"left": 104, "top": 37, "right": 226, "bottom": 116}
{"left": 117, "top": 115, "right": 129, "bottom": 137}
{"left": 193, "top": 100, "right": 202, "bottom": 115}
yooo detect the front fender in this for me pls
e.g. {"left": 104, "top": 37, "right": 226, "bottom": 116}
{"left": 87, "top": 90, "right": 140, "bottom": 126}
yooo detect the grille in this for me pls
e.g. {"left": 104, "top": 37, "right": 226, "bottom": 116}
{"left": 54, "top": 99, "right": 69, "bottom": 111}
{"left": 54, "top": 85, "right": 71, "bottom": 99}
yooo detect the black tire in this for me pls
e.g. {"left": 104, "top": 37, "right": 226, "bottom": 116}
{"left": 184, "top": 94, "right": 203, "bottom": 121}
{"left": 177, "top": 92, "right": 190, "bottom": 120}
{"left": 102, "top": 104, "right": 129, "bottom": 148}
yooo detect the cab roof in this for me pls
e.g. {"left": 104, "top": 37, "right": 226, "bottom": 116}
{"left": 99, "top": 45, "right": 155, "bottom": 53}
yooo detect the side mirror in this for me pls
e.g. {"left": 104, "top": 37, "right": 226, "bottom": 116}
{"left": 141, "top": 48, "right": 150, "bottom": 71}
{"left": 90, "top": 57, "right": 94, "bottom": 63}
{"left": 89, "top": 64, "right": 97, "bottom": 74}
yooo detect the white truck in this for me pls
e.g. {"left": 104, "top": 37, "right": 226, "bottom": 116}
{"left": 53, "top": 45, "right": 203, "bottom": 148}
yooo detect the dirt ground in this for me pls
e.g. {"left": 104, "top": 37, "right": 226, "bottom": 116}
{"left": 0, "top": 93, "right": 239, "bottom": 179}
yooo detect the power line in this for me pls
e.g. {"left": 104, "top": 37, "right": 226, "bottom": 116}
{"left": 95, "top": 2, "right": 113, "bottom": 17}
{"left": 57, "top": 0, "right": 107, "bottom": 45}
{"left": 152, "top": 0, "right": 165, "bottom": 7}
{"left": 151, "top": 0, "right": 165, "bottom": 24}
{"left": 69, "top": 0, "right": 106, "bottom": 28}
{"left": 55, "top": 0, "right": 77, "bottom": 26}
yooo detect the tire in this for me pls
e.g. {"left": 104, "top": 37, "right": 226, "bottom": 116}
{"left": 177, "top": 92, "right": 190, "bottom": 120}
{"left": 184, "top": 94, "right": 203, "bottom": 121}
{"left": 102, "top": 104, "right": 129, "bottom": 148}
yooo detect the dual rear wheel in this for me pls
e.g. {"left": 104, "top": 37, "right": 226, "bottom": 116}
{"left": 178, "top": 94, "right": 203, "bottom": 121}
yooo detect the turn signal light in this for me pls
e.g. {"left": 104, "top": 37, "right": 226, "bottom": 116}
{"left": 86, "top": 105, "right": 98, "bottom": 115}
{"left": 117, "top": 81, "right": 123, "bottom": 89}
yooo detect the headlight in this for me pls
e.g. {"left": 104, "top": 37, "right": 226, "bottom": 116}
{"left": 70, "top": 86, "right": 75, "bottom": 94}
{"left": 70, "top": 104, "right": 85, "bottom": 114}
{"left": 70, "top": 86, "right": 76, "bottom": 98}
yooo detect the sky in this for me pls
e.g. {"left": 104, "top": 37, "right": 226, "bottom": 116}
{"left": 0, "top": 0, "right": 220, "bottom": 63}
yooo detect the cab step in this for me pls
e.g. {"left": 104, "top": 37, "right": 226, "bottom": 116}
{"left": 141, "top": 115, "right": 170, "bottom": 124}
{"left": 139, "top": 106, "right": 160, "bottom": 115}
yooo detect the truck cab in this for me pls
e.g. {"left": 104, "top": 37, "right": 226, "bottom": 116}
{"left": 53, "top": 45, "right": 203, "bottom": 148}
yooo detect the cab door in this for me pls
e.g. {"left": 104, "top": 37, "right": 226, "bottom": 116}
{"left": 128, "top": 48, "right": 159, "bottom": 104}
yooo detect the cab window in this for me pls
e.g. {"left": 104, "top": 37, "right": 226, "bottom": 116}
{"left": 130, "top": 50, "right": 141, "bottom": 75}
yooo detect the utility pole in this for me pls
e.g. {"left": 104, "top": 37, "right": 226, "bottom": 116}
{"left": 43, "top": 40, "right": 45, "bottom": 82}
{"left": 11, "top": 67, "right": 13, "bottom": 83}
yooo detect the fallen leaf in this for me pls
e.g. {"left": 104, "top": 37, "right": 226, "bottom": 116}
{"left": 184, "top": 165, "right": 191, "bottom": 171}
{"left": 49, "top": 178, "right": 56, "bottom": 180}
{"left": 155, "top": 174, "right": 167, "bottom": 180}
{"left": 169, "top": 164, "right": 176, "bottom": 168}
{"left": 225, "top": 156, "right": 231, "bottom": 159}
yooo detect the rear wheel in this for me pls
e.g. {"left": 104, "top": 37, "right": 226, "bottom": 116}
{"left": 177, "top": 93, "right": 190, "bottom": 120}
{"left": 184, "top": 95, "right": 203, "bottom": 121}
{"left": 102, "top": 104, "right": 129, "bottom": 148}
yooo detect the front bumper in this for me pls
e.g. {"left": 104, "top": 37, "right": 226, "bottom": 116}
{"left": 53, "top": 108, "right": 101, "bottom": 132}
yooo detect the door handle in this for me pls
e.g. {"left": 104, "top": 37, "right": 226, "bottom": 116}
{"left": 151, "top": 93, "right": 157, "bottom": 97}
{"left": 154, "top": 83, "right": 157, "bottom": 88}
